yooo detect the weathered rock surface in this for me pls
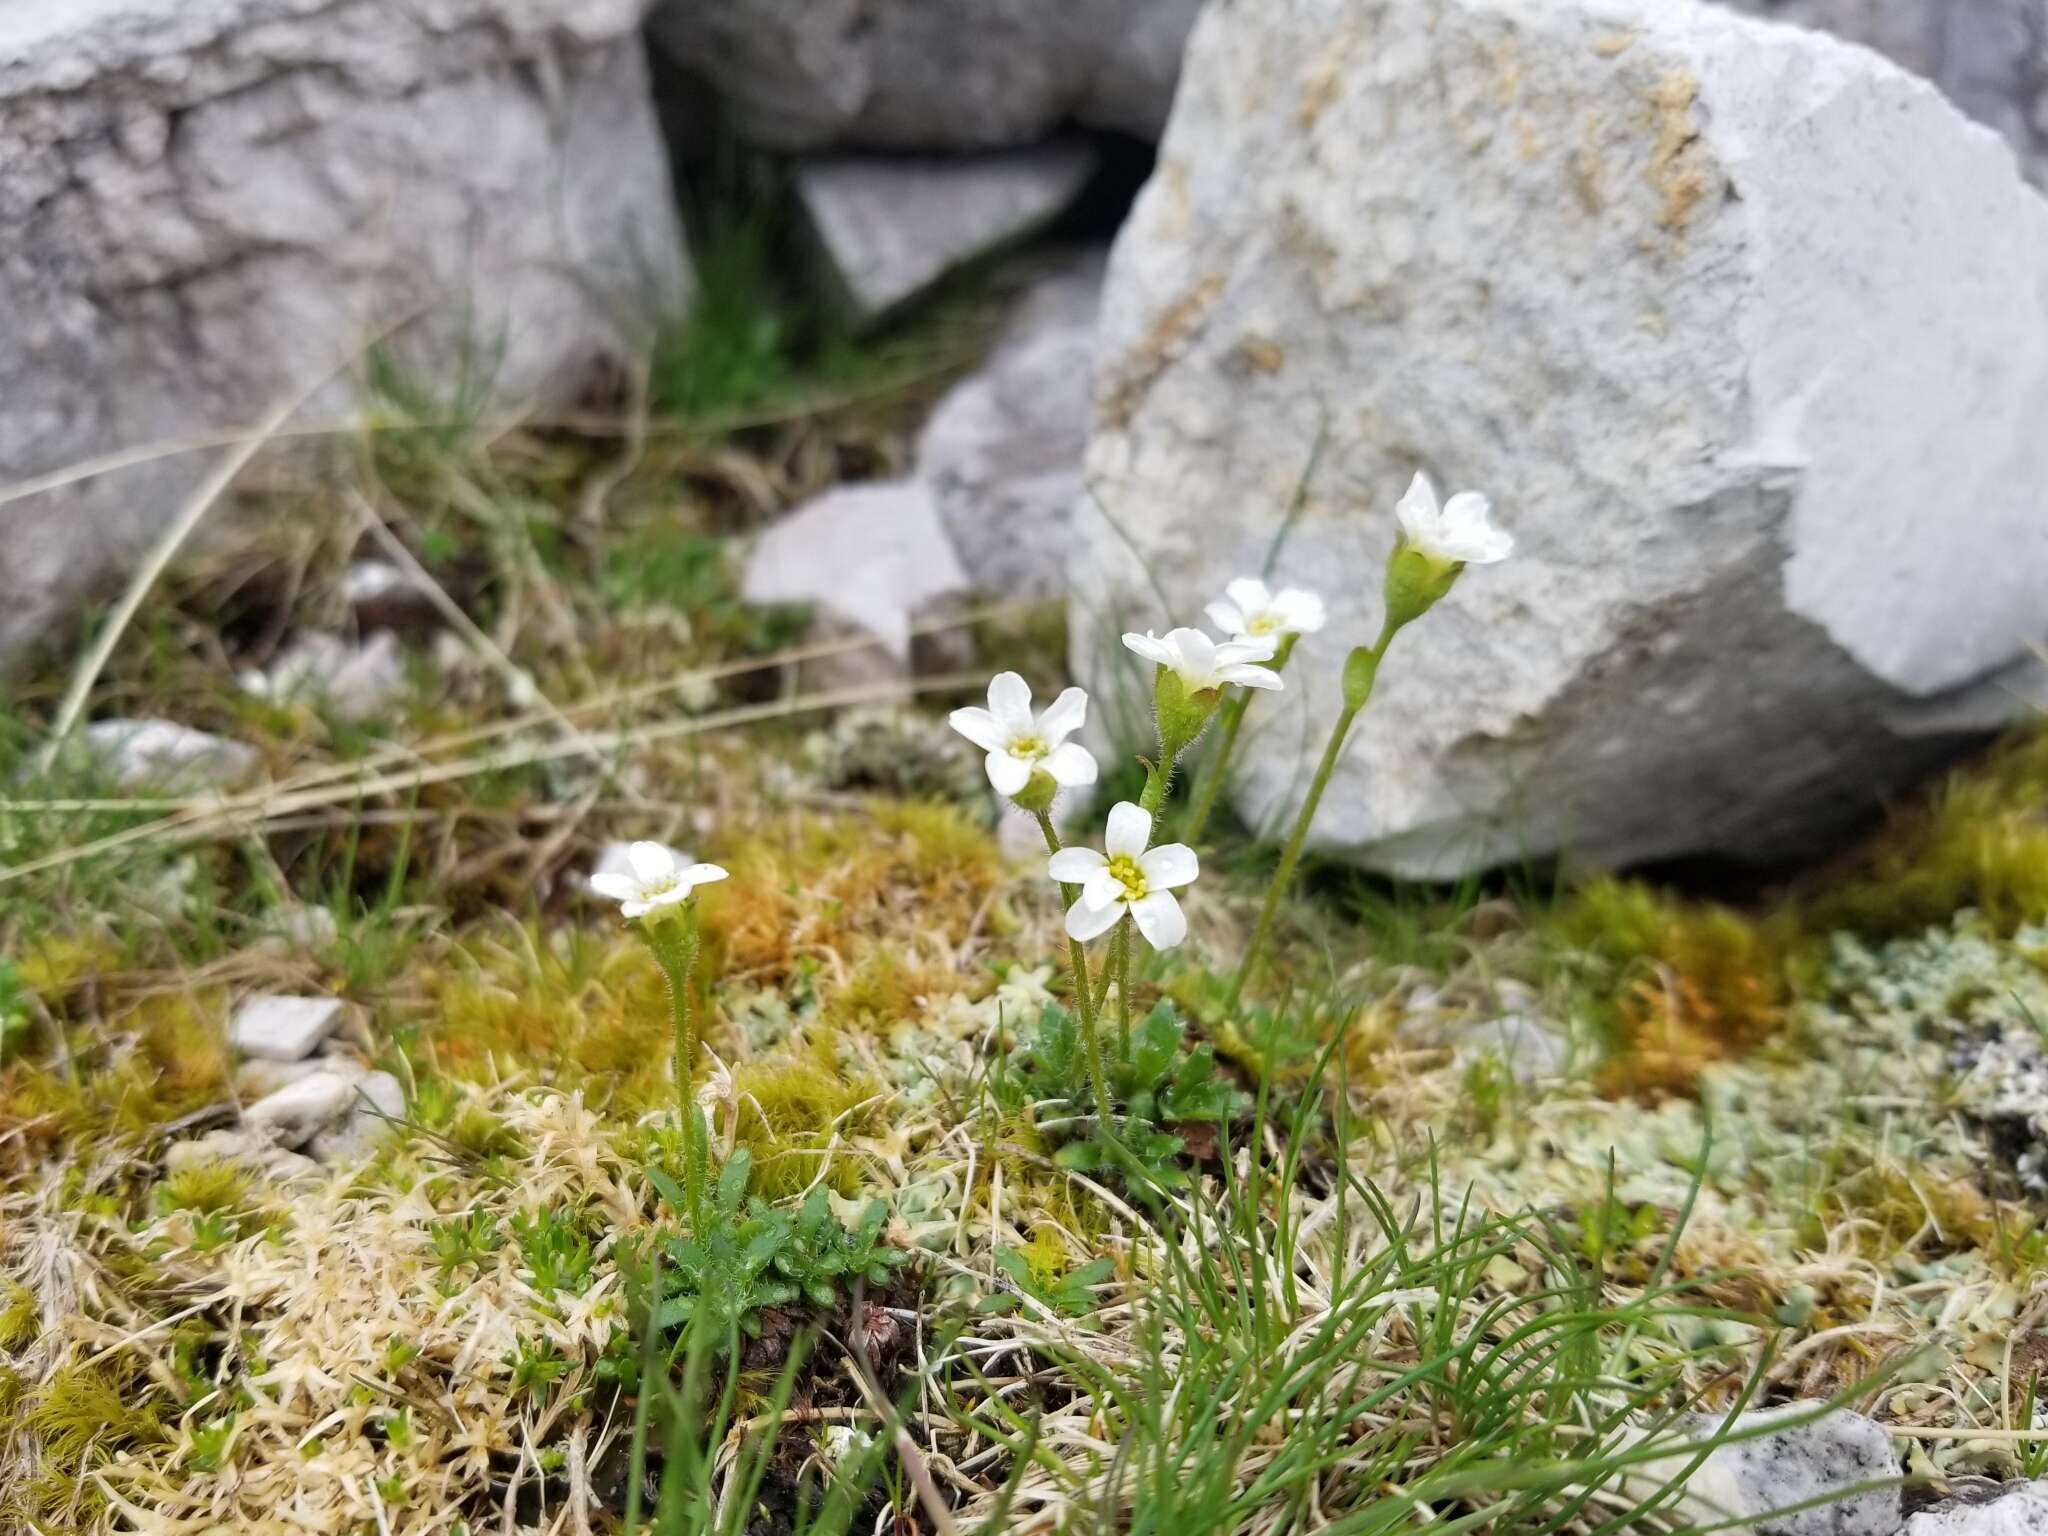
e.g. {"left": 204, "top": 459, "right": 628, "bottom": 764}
{"left": 228, "top": 994, "right": 344, "bottom": 1062}
{"left": 0, "top": 0, "right": 687, "bottom": 673}
{"left": 1906, "top": 1480, "right": 2048, "bottom": 1536}
{"left": 924, "top": 254, "right": 1106, "bottom": 595}
{"left": 649, "top": 0, "right": 1203, "bottom": 149}
{"left": 1075, "top": 0, "right": 2048, "bottom": 877}
{"left": 1717, "top": 0, "right": 2048, "bottom": 186}
{"left": 1649, "top": 1405, "right": 1902, "bottom": 1536}
{"left": 742, "top": 481, "right": 971, "bottom": 695}
{"left": 799, "top": 143, "right": 1098, "bottom": 317}
{"left": 79, "top": 718, "right": 259, "bottom": 791}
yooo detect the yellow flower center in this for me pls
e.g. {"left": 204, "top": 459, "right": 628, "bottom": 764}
{"left": 1107, "top": 854, "right": 1149, "bottom": 903}
{"left": 1010, "top": 735, "right": 1048, "bottom": 760}
{"left": 1246, "top": 614, "right": 1279, "bottom": 636}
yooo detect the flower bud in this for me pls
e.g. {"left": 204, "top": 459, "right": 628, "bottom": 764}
{"left": 1342, "top": 645, "right": 1382, "bottom": 711}
{"left": 1382, "top": 539, "right": 1463, "bottom": 635}
{"left": 1153, "top": 667, "right": 1220, "bottom": 761}
{"left": 1009, "top": 768, "right": 1059, "bottom": 815}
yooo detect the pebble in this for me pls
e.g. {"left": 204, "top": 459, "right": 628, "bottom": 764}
{"left": 244, "top": 1070, "right": 358, "bottom": 1145}
{"left": 228, "top": 994, "right": 344, "bottom": 1062}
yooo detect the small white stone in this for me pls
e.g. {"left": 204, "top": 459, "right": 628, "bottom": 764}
{"left": 341, "top": 560, "right": 440, "bottom": 632}
{"left": 1906, "top": 1480, "right": 2048, "bottom": 1536}
{"left": 308, "top": 1070, "right": 407, "bottom": 1165}
{"left": 259, "top": 902, "right": 340, "bottom": 952}
{"left": 243, "top": 632, "right": 408, "bottom": 722}
{"left": 244, "top": 1070, "right": 357, "bottom": 1145}
{"left": 78, "top": 718, "right": 258, "bottom": 792}
{"left": 235, "top": 1053, "right": 364, "bottom": 1101}
{"left": 741, "top": 479, "right": 970, "bottom": 696}
{"left": 1631, "top": 1404, "right": 1901, "bottom": 1536}
{"left": 228, "top": 994, "right": 343, "bottom": 1062}
{"left": 165, "top": 1127, "right": 321, "bottom": 1182}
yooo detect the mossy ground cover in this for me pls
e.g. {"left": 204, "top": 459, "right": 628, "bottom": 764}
{"left": 5, "top": 264, "right": 2048, "bottom": 1531}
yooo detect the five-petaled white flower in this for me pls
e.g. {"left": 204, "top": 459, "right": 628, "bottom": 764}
{"left": 948, "top": 672, "right": 1098, "bottom": 798}
{"left": 589, "top": 841, "right": 728, "bottom": 920}
{"left": 1121, "top": 627, "right": 1282, "bottom": 692}
{"left": 1206, "top": 577, "right": 1327, "bottom": 641}
{"left": 1047, "top": 802, "right": 1199, "bottom": 950}
{"left": 1394, "top": 473, "right": 1513, "bottom": 566}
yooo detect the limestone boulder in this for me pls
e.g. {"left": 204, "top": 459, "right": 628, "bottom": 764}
{"left": 923, "top": 253, "right": 1106, "bottom": 596}
{"left": 0, "top": 0, "right": 687, "bottom": 673}
{"left": 648, "top": 0, "right": 1203, "bottom": 149}
{"left": 1717, "top": 0, "right": 2048, "bottom": 187}
{"left": 1075, "top": 0, "right": 2048, "bottom": 877}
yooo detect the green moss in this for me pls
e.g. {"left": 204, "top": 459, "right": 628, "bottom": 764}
{"left": 0, "top": 1283, "right": 36, "bottom": 1352}
{"left": 730, "top": 1031, "right": 878, "bottom": 1198}
{"left": 1810, "top": 724, "right": 2048, "bottom": 939}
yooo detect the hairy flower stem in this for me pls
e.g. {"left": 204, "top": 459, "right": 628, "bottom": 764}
{"left": 641, "top": 911, "right": 706, "bottom": 1226}
{"left": 1035, "top": 808, "right": 1120, "bottom": 1149}
{"left": 1116, "top": 918, "right": 1134, "bottom": 1056}
{"left": 1184, "top": 635, "right": 1296, "bottom": 844}
{"left": 1181, "top": 692, "right": 1249, "bottom": 844}
{"left": 1226, "top": 626, "right": 1395, "bottom": 1014}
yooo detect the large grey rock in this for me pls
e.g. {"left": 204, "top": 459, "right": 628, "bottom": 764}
{"left": 1075, "top": 0, "right": 2048, "bottom": 878}
{"left": 0, "top": 0, "right": 687, "bottom": 674}
{"left": 649, "top": 0, "right": 1202, "bottom": 150}
{"left": 1906, "top": 1480, "right": 2048, "bottom": 1536}
{"left": 1717, "top": 0, "right": 2048, "bottom": 187}
{"left": 923, "top": 254, "right": 1106, "bottom": 596}
{"left": 799, "top": 144, "right": 1098, "bottom": 316}
{"left": 1637, "top": 1405, "right": 1902, "bottom": 1536}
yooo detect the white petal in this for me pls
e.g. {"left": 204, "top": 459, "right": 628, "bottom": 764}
{"left": 1215, "top": 634, "right": 1277, "bottom": 667}
{"left": 1219, "top": 664, "right": 1284, "bottom": 690}
{"left": 620, "top": 899, "right": 653, "bottom": 920}
{"left": 646, "top": 884, "right": 694, "bottom": 911}
{"left": 1043, "top": 741, "right": 1098, "bottom": 787}
{"left": 1224, "top": 577, "right": 1272, "bottom": 617}
{"left": 1273, "top": 588, "right": 1326, "bottom": 633}
{"left": 1081, "top": 867, "right": 1122, "bottom": 910}
{"left": 1122, "top": 631, "right": 1176, "bottom": 668}
{"left": 1047, "top": 847, "right": 1106, "bottom": 883}
{"left": 1065, "top": 895, "right": 1126, "bottom": 942}
{"left": 680, "top": 863, "right": 729, "bottom": 890}
{"left": 1204, "top": 599, "right": 1248, "bottom": 636}
{"left": 1128, "top": 891, "right": 1187, "bottom": 950}
{"left": 1395, "top": 472, "right": 1441, "bottom": 542}
{"left": 626, "top": 841, "right": 677, "bottom": 885}
{"left": 1036, "top": 687, "right": 1088, "bottom": 745}
{"left": 1165, "top": 628, "right": 1216, "bottom": 682}
{"left": 987, "top": 671, "right": 1035, "bottom": 737}
{"left": 985, "top": 750, "right": 1033, "bottom": 797}
{"left": 948, "top": 706, "right": 1007, "bottom": 753}
{"left": 1139, "top": 843, "right": 1198, "bottom": 891}
{"left": 588, "top": 872, "right": 641, "bottom": 902}
{"left": 1440, "top": 493, "right": 1513, "bottom": 563}
{"left": 1104, "top": 800, "right": 1152, "bottom": 858}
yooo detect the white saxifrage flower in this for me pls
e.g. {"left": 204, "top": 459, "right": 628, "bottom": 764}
{"left": 589, "top": 841, "right": 728, "bottom": 920}
{"left": 1047, "top": 802, "right": 1199, "bottom": 950}
{"left": 948, "top": 672, "right": 1099, "bottom": 797}
{"left": 1394, "top": 473, "right": 1513, "bottom": 566}
{"left": 1121, "top": 627, "right": 1282, "bottom": 692}
{"left": 1206, "top": 578, "right": 1326, "bottom": 641}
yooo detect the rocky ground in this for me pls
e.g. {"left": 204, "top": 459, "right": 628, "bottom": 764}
{"left": 3, "top": 294, "right": 2048, "bottom": 1533}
